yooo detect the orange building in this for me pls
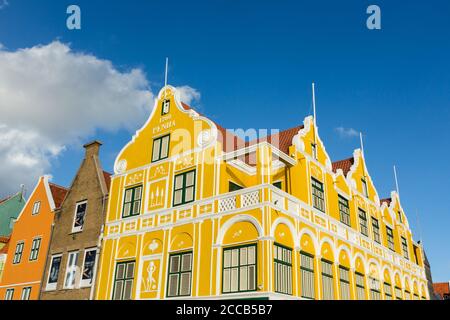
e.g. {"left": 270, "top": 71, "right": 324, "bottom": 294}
{"left": 0, "top": 176, "right": 67, "bottom": 300}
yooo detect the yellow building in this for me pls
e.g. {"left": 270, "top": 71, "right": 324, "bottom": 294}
{"left": 95, "top": 85, "right": 428, "bottom": 300}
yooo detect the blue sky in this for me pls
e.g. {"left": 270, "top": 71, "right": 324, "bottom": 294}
{"left": 0, "top": 0, "right": 449, "bottom": 281}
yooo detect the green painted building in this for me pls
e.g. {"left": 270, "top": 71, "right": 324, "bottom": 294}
{"left": 0, "top": 192, "right": 26, "bottom": 237}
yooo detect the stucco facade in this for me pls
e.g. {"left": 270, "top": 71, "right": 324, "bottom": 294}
{"left": 95, "top": 86, "right": 428, "bottom": 300}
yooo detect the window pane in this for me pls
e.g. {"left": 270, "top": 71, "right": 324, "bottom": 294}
{"left": 113, "top": 281, "right": 123, "bottom": 300}
{"left": 152, "top": 139, "right": 161, "bottom": 161}
{"left": 230, "top": 268, "right": 238, "bottom": 292}
{"left": 116, "top": 264, "right": 125, "bottom": 279}
{"left": 160, "top": 136, "right": 169, "bottom": 159}
{"left": 240, "top": 247, "right": 247, "bottom": 265}
{"left": 223, "top": 269, "right": 230, "bottom": 292}
{"left": 123, "top": 203, "right": 131, "bottom": 217}
{"left": 175, "top": 175, "right": 184, "bottom": 190}
{"left": 240, "top": 266, "right": 248, "bottom": 291}
{"left": 181, "top": 254, "right": 192, "bottom": 272}
{"left": 184, "top": 186, "right": 194, "bottom": 202}
{"left": 248, "top": 246, "right": 255, "bottom": 264}
{"left": 49, "top": 256, "right": 61, "bottom": 284}
{"left": 231, "top": 249, "right": 239, "bottom": 267}
{"left": 132, "top": 200, "right": 141, "bottom": 214}
{"left": 173, "top": 190, "right": 183, "bottom": 206}
{"left": 180, "top": 273, "right": 191, "bottom": 296}
{"left": 123, "top": 280, "right": 133, "bottom": 300}
{"left": 224, "top": 251, "right": 231, "bottom": 268}
{"left": 125, "top": 189, "right": 132, "bottom": 202}
{"left": 82, "top": 250, "right": 96, "bottom": 281}
{"left": 185, "top": 171, "right": 195, "bottom": 186}
{"left": 170, "top": 256, "right": 180, "bottom": 273}
{"left": 248, "top": 265, "right": 256, "bottom": 290}
{"left": 168, "top": 274, "right": 179, "bottom": 297}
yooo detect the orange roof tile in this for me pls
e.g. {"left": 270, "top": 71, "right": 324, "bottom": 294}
{"left": 332, "top": 157, "right": 354, "bottom": 176}
{"left": 49, "top": 183, "right": 68, "bottom": 209}
{"left": 433, "top": 282, "right": 450, "bottom": 298}
{"left": 103, "top": 171, "right": 112, "bottom": 191}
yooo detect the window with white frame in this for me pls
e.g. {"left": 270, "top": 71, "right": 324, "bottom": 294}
{"left": 72, "top": 201, "right": 87, "bottom": 233}
{"left": 4, "top": 288, "right": 14, "bottom": 300}
{"left": 361, "top": 178, "right": 369, "bottom": 198}
{"left": 46, "top": 254, "right": 62, "bottom": 291}
{"left": 358, "top": 208, "right": 368, "bottom": 236}
{"left": 80, "top": 249, "right": 97, "bottom": 287}
{"left": 167, "top": 251, "right": 193, "bottom": 297}
{"left": 29, "top": 237, "right": 41, "bottom": 261}
{"left": 300, "top": 252, "right": 315, "bottom": 299}
{"left": 161, "top": 99, "right": 170, "bottom": 115}
{"left": 338, "top": 196, "right": 350, "bottom": 226}
{"left": 112, "top": 261, "right": 135, "bottom": 300}
{"left": 274, "top": 244, "right": 292, "bottom": 295}
{"left": 369, "top": 277, "right": 381, "bottom": 300}
{"left": 401, "top": 236, "right": 409, "bottom": 259}
{"left": 339, "top": 266, "right": 350, "bottom": 300}
{"left": 384, "top": 282, "right": 392, "bottom": 299}
{"left": 122, "top": 185, "right": 142, "bottom": 218}
{"left": 372, "top": 217, "right": 380, "bottom": 243}
{"left": 152, "top": 134, "right": 170, "bottom": 162}
{"left": 222, "top": 244, "right": 256, "bottom": 294}
{"left": 311, "top": 178, "right": 325, "bottom": 212}
{"left": 173, "top": 170, "right": 196, "bottom": 207}
{"left": 355, "top": 272, "right": 366, "bottom": 300}
{"left": 64, "top": 251, "right": 79, "bottom": 289}
{"left": 386, "top": 226, "right": 395, "bottom": 251}
{"left": 21, "top": 287, "right": 31, "bottom": 300}
{"left": 395, "top": 286, "right": 403, "bottom": 300}
{"left": 13, "top": 241, "right": 24, "bottom": 264}
{"left": 321, "top": 260, "right": 334, "bottom": 300}
{"left": 311, "top": 143, "right": 317, "bottom": 160}
{"left": 32, "top": 201, "right": 41, "bottom": 215}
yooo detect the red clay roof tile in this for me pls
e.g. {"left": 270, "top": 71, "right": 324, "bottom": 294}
{"left": 49, "top": 183, "right": 68, "bottom": 209}
{"left": 332, "top": 157, "right": 354, "bottom": 176}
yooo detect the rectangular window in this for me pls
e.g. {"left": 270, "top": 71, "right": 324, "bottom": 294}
{"left": 161, "top": 99, "right": 170, "bottom": 115}
{"left": 398, "top": 211, "right": 403, "bottom": 224}
{"left": 369, "top": 277, "right": 381, "bottom": 300}
{"left": 151, "top": 134, "right": 170, "bottom": 162}
{"left": 384, "top": 282, "right": 392, "bottom": 299}
{"left": 229, "top": 181, "right": 243, "bottom": 192}
{"left": 300, "top": 253, "right": 315, "bottom": 299}
{"left": 358, "top": 209, "right": 368, "bottom": 236}
{"left": 405, "top": 290, "right": 411, "bottom": 300}
{"left": 72, "top": 201, "right": 87, "bottom": 233}
{"left": 13, "top": 241, "right": 24, "bottom": 264}
{"left": 338, "top": 196, "right": 350, "bottom": 226}
{"left": 311, "top": 178, "right": 325, "bottom": 212}
{"left": 29, "top": 238, "right": 41, "bottom": 261}
{"left": 167, "top": 251, "right": 193, "bottom": 297}
{"left": 321, "top": 260, "right": 334, "bottom": 300}
{"left": 222, "top": 244, "right": 256, "bottom": 294}
{"left": 311, "top": 143, "right": 317, "bottom": 160}
{"left": 372, "top": 217, "right": 380, "bottom": 243}
{"left": 112, "top": 261, "right": 135, "bottom": 300}
{"left": 80, "top": 249, "right": 97, "bottom": 287}
{"left": 339, "top": 266, "right": 350, "bottom": 300}
{"left": 401, "top": 236, "right": 409, "bottom": 259}
{"left": 21, "top": 287, "right": 31, "bottom": 300}
{"left": 361, "top": 178, "right": 369, "bottom": 197}
{"left": 4, "top": 288, "right": 14, "bottom": 300}
{"left": 122, "top": 185, "right": 142, "bottom": 218}
{"left": 395, "top": 287, "right": 402, "bottom": 300}
{"left": 46, "top": 254, "right": 62, "bottom": 291}
{"left": 274, "top": 244, "right": 292, "bottom": 295}
{"left": 386, "top": 226, "right": 395, "bottom": 251}
{"left": 173, "top": 170, "right": 196, "bottom": 207}
{"left": 355, "top": 272, "right": 366, "bottom": 300}
{"left": 64, "top": 251, "right": 79, "bottom": 289}
{"left": 32, "top": 201, "right": 41, "bottom": 215}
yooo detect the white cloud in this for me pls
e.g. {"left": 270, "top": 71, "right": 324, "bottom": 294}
{"left": 335, "top": 126, "right": 359, "bottom": 138}
{"left": 0, "top": 41, "right": 202, "bottom": 197}
{"left": 176, "top": 85, "right": 201, "bottom": 106}
{"left": 0, "top": 0, "right": 9, "bottom": 10}
{"left": 0, "top": 41, "right": 155, "bottom": 196}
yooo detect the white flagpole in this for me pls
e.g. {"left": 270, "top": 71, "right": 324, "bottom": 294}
{"left": 359, "top": 132, "right": 365, "bottom": 156}
{"left": 394, "top": 165, "right": 400, "bottom": 196}
{"left": 164, "top": 57, "right": 169, "bottom": 99}
{"left": 312, "top": 82, "right": 317, "bottom": 126}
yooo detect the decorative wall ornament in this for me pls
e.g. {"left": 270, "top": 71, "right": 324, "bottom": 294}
{"left": 115, "top": 159, "right": 127, "bottom": 174}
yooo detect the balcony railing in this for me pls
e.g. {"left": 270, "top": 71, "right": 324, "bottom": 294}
{"left": 106, "top": 184, "right": 426, "bottom": 279}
